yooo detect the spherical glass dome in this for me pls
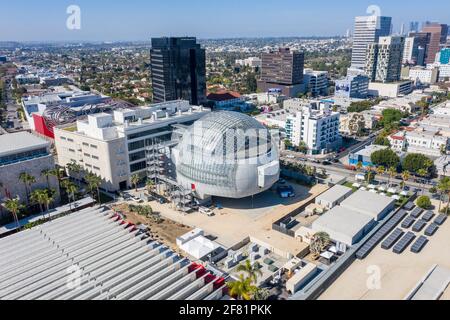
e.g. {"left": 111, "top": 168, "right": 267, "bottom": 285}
{"left": 174, "top": 111, "right": 280, "bottom": 199}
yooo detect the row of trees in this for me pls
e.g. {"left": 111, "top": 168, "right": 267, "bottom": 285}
{"left": 370, "top": 150, "right": 434, "bottom": 177}
{"left": 1, "top": 160, "right": 105, "bottom": 228}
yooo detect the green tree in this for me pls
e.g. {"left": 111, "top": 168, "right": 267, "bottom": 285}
{"left": 30, "top": 189, "right": 48, "bottom": 213}
{"left": 41, "top": 169, "right": 53, "bottom": 190}
{"left": 309, "top": 232, "right": 330, "bottom": 259}
{"left": 3, "top": 197, "right": 24, "bottom": 229}
{"left": 381, "top": 109, "right": 404, "bottom": 127}
{"left": 401, "top": 171, "right": 411, "bottom": 190}
{"left": 66, "top": 160, "right": 84, "bottom": 186}
{"left": 374, "top": 136, "right": 391, "bottom": 147}
{"left": 19, "top": 172, "right": 36, "bottom": 204}
{"left": 62, "top": 181, "right": 78, "bottom": 209}
{"left": 402, "top": 153, "right": 434, "bottom": 173}
{"left": 236, "top": 260, "right": 263, "bottom": 284}
{"left": 227, "top": 274, "right": 257, "bottom": 301}
{"left": 85, "top": 172, "right": 102, "bottom": 203}
{"left": 416, "top": 195, "right": 432, "bottom": 209}
{"left": 371, "top": 149, "right": 400, "bottom": 168}
{"left": 388, "top": 167, "right": 398, "bottom": 187}
{"left": 437, "top": 177, "right": 450, "bottom": 213}
{"left": 131, "top": 174, "right": 140, "bottom": 192}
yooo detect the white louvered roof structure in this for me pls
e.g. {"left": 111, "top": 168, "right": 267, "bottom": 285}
{"left": 0, "top": 207, "right": 227, "bottom": 300}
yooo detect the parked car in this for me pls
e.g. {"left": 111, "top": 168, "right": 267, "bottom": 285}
{"left": 199, "top": 206, "right": 214, "bottom": 216}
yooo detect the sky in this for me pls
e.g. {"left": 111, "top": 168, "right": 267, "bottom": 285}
{"left": 0, "top": 0, "right": 449, "bottom": 41}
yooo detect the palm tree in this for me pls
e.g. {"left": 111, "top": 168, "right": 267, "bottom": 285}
{"left": 437, "top": 177, "right": 450, "bottom": 214}
{"left": 19, "top": 172, "right": 36, "bottom": 204}
{"left": 30, "top": 189, "right": 47, "bottom": 213}
{"left": 309, "top": 232, "right": 331, "bottom": 259}
{"left": 41, "top": 169, "right": 53, "bottom": 190}
{"left": 236, "top": 260, "right": 263, "bottom": 284}
{"left": 66, "top": 160, "right": 83, "bottom": 186}
{"left": 356, "top": 161, "right": 363, "bottom": 172}
{"left": 85, "top": 172, "right": 102, "bottom": 204}
{"left": 227, "top": 274, "right": 257, "bottom": 301}
{"left": 417, "top": 169, "right": 428, "bottom": 195}
{"left": 44, "top": 189, "right": 56, "bottom": 215}
{"left": 3, "top": 197, "right": 24, "bottom": 230}
{"left": 388, "top": 167, "right": 397, "bottom": 187}
{"left": 401, "top": 170, "right": 411, "bottom": 191}
{"left": 131, "top": 174, "right": 140, "bottom": 192}
{"left": 50, "top": 166, "right": 65, "bottom": 189}
{"left": 376, "top": 166, "right": 386, "bottom": 177}
{"left": 146, "top": 179, "right": 155, "bottom": 194}
{"left": 62, "top": 181, "right": 78, "bottom": 209}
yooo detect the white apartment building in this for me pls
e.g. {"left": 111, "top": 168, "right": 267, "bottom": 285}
{"left": 389, "top": 129, "right": 449, "bottom": 158}
{"left": 285, "top": 103, "right": 341, "bottom": 155}
{"left": 303, "top": 69, "right": 328, "bottom": 96}
{"left": 235, "top": 57, "right": 262, "bottom": 69}
{"left": 54, "top": 101, "right": 211, "bottom": 192}
{"left": 408, "top": 66, "right": 439, "bottom": 84}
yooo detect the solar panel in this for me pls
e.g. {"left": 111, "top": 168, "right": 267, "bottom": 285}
{"left": 411, "top": 236, "right": 428, "bottom": 253}
{"left": 402, "top": 216, "right": 416, "bottom": 229}
{"left": 404, "top": 202, "right": 415, "bottom": 211}
{"left": 393, "top": 232, "right": 416, "bottom": 254}
{"left": 421, "top": 211, "right": 435, "bottom": 222}
{"left": 412, "top": 220, "right": 427, "bottom": 232}
{"left": 355, "top": 210, "right": 408, "bottom": 259}
{"left": 410, "top": 207, "right": 423, "bottom": 219}
{"left": 434, "top": 214, "right": 447, "bottom": 226}
{"left": 424, "top": 223, "right": 439, "bottom": 236}
{"left": 381, "top": 228, "right": 404, "bottom": 250}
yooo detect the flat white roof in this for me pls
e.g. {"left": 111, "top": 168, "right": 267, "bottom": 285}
{"left": 340, "top": 190, "right": 396, "bottom": 219}
{"left": 0, "top": 208, "right": 226, "bottom": 300}
{"left": 312, "top": 206, "right": 374, "bottom": 242}
{"left": 316, "top": 185, "right": 353, "bottom": 204}
{"left": 0, "top": 132, "right": 49, "bottom": 157}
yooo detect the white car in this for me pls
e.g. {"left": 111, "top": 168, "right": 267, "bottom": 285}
{"left": 199, "top": 207, "right": 215, "bottom": 216}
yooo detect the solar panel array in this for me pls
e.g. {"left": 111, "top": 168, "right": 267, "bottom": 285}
{"left": 381, "top": 228, "right": 404, "bottom": 250}
{"left": 411, "top": 236, "right": 428, "bottom": 253}
{"left": 410, "top": 207, "right": 423, "bottom": 219}
{"left": 356, "top": 209, "right": 408, "bottom": 259}
{"left": 404, "top": 202, "right": 415, "bottom": 211}
{"left": 402, "top": 216, "right": 416, "bottom": 229}
{"left": 422, "top": 211, "right": 435, "bottom": 222}
{"left": 412, "top": 220, "right": 427, "bottom": 232}
{"left": 393, "top": 232, "right": 416, "bottom": 254}
{"left": 434, "top": 214, "right": 447, "bottom": 226}
{"left": 424, "top": 223, "right": 439, "bottom": 236}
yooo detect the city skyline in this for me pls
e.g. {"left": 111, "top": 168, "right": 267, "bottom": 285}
{"left": 1, "top": 0, "right": 450, "bottom": 42}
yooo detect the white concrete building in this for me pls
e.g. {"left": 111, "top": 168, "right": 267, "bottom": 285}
{"left": 389, "top": 129, "right": 449, "bottom": 158}
{"left": 54, "top": 100, "right": 210, "bottom": 192}
{"left": 368, "top": 81, "right": 413, "bottom": 98}
{"left": 285, "top": 102, "right": 341, "bottom": 155}
{"left": 235, "top": 57, "right": 262, "bottom": 69}
{"left": 408, "top": 66, "right": 439, "bottom": 84}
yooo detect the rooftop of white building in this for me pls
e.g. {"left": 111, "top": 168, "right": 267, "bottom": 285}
{"left": 0, "top": 132, "right": 49, "bottom": 157}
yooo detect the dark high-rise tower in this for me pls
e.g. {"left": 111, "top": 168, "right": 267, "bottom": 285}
{"left": 150, "top": 37, "right": 206, "bottom": 105}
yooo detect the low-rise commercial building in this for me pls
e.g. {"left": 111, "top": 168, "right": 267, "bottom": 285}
{"left": 0, "top": 132, "right": 60, "bottom": 210}
{"left": 368, "top": 81, "right": 413, "bottom": 98}
{"left": 407, "top": 66, "right": 439, "bottom": 84}
{"left": 315, "top": 185, "right": 353, "bottom": 210}
{"left": 348, "top": 145, "right": 389, "bottom": 168}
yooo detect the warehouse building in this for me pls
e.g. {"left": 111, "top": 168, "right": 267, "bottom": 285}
{"left": 315, "top": 185, "right": 353, "bottom": 210}
{"left": 340, "top": 190, "right": 396, "bottom": 221}
{"left": 312, "top": 206, "right": 376, "bottom": 246}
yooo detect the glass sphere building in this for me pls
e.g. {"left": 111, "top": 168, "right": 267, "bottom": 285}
{"left": 173, "top": 111, "right": 280, "bottom": 200}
